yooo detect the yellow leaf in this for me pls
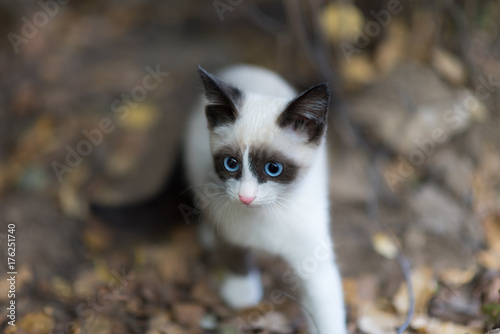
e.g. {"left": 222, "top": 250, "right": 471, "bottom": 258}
{"left": 393, "top": 266, "right": 437, "bottom": 315}
{"left": 340, "top": 55, "right": 378, "bottom": 88}
{"left": 7, "top": 311, "right": 55, "bottom": 334}
{"left": 411, "top": 314, "right": 482, "bottom": 334}
{"left": 375, "top": 20, "right": 409, "bottom": 74}
{"left": 478, "top": 249, "right": 500, "bottom": 270}
{"left": 484, "top": 214, "right": 500, "bottom": 250}
{"left": 120, "top": 103, "right": 158, "bottom": 131}
{"left": 431, "top": 47, "right": 467, "bottom": 86}
{"left": 320, "top": 3, "right": 364, "bottom": 43}
{"left": 438, "top": 266, "right": 477, "bottom": 287}
{"left": 357, "top": 303, "right": 401, "bottom": 334}
{"left": 372, "top": 232, "right": 398, "bottom": 259}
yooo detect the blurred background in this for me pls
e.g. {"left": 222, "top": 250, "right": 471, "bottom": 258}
{"left": 1, "top": 0, "right": 500, "bottom": 333}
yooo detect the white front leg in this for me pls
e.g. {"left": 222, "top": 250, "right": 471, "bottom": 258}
{"left": 283, "top": 237, "right": 347, "bottom": 334}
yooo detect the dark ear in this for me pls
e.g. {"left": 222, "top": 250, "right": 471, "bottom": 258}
{"left": 277, "top": 83, "right": 330, "bottom": 143}
{"left": 198, "top": 65, "right": 242, "bottom": 129}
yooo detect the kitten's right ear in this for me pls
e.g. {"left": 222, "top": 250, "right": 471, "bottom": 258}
{"left": 198, "top": 66, "right": 241, "bottom": 129}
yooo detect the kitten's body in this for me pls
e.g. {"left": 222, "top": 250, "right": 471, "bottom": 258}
{"left": 184, "top": 65, "right": 346, "bottom": 334}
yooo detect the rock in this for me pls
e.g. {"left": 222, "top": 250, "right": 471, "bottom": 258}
{"left": 408, "top": 185, "right": 466, "bottom": 239}
{"left": 428, "top": 149, "right": 474, "bottom": 199}
{"left": 347, "top": 62, "right": 488, "bottom": 157}
{"left": 329, "top": 148, "right": 374, "bottom": 204}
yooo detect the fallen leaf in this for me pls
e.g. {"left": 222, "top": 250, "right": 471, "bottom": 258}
{"left": 81, "top": 315, "right": 112, "bottom": 334}
{"left": 340, "top": 55, "right": 378, "bottom": 88}
{"left": 478, "top": 249, "right": 500, "bottom": 271}
{"left": 6, "top": 311, "right": 55, "bottom": 334}
{"left": 357, "top": 303, "right": 400, "bottom": 334}
{"left": 431, "top": 47, "right": 467, "bottom": 86}
{"left": 59, "top": 183, "right": 86, "bottom": 219}
{"left": 372, "top": 232, "right": 399, "bottom": 259}
{"left": 484, "top": 214, "right": 500, "bottom": 250}
{"left": 119, "top": 103, "right": 158, "bottom": 131}
{"left": 438, "top": 266, "right": 477, "bottom": 287}
{"left": 320, "top": 3, "right": 364, "bottom": 43}
{"left": 51, "top": 276, "right": 73, "bottom": 300}
{"left": 375, "top": 20, "right": 409, "bottom": 74}
{"left": 147, "top": 312, "right": 172, "bottom": 334}
{"left": 410, "top": 314, "right": 482, "bottom": 334}
{"left": 393, "top": 266, "right": 437, "bottom": 315}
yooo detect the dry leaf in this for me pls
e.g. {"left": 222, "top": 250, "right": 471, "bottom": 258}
{"left": 357, "top": 303, "right": 401, "bottom": 334}
{"left": 147, "top": 312, "right": 173, "bottom": 334}
{"left": 372, "top": 232, "right": 399, "bottom": 259}
{"left": 340, "top": 55, "right": 378, "bottom": 88}
{"left": 51, "top": 276, "right": 73, "bottom": 300}
{"left": 393, "top": 266, "right": 437, "bottom": 314}
{"left": 82, "top": 315, "right": 112, "bottom": 334}
{"left": 431, "top": 47, "right": 467, "bottom": 86}
{"left": 484, "top": 214, "right": 500, "bottom": 250}
{"left": 119, "top": 103, "right": 158, "bottom": 131}
{"left": 410, "top": 314, "right": 482, "bottom": 334}
{"left": 438, "top": 266, "right": 477, "bottom": 287}
{"left": 83, "top": 220, "right": 114, "bottom": 253}
{"left": 6, "top": 311, "right": 55, "bottom": 334}
{"left": 342, "top": 278, "right": 359, "bottom": 308}
{"left": 59, "top": 183, "right": 86, "bottom": 219}
{"left": 320, "top": 3, "right": 364, "bottom": 43}
{"left": 477, "top": 249, "right": 500, "bottom": 271}
{"left": 375, "top": 20, "right": 409, "bottom": 74}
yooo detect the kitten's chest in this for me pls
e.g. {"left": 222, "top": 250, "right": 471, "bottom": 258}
{"left": 217, "top": 201, "right": 328, "bottom": 256}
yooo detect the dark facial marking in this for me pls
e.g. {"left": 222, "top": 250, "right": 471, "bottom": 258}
{"left": 198, "top": 66, "right": 242, "bottom": 129}
{"left": 213, "top": 146, "right": 243, "bottom": 182}
{"left": 249, "top": 147, "right": 300, "bottom": 184}
{"left": 277, "top": 83, "right": 330, "bottom": 144}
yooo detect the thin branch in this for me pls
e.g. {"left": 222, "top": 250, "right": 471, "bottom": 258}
{"left": 279, "top": 289, "right": 321, "bottom": 334}
{"left": 396, "top": 253, "right": 415, "bottom": 334}
{"left": 368, "top": 153, "right": 415, "bottom": 333}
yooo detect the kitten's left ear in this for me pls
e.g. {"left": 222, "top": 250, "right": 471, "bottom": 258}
{"left": 277, "top": 83, "right": 330, "bottom": 143}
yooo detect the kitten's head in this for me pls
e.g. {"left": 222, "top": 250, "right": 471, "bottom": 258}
{"left": 198, "top": 66, "right": 329, "bottom": 207}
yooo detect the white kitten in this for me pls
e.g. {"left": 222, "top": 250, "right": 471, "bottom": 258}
{"left": 184, "top": 65, "right": 346, "bottom": 334}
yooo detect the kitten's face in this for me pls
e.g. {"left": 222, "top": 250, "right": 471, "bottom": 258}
{"left": 198, "top": 66, "right": 329, "bottom": 207}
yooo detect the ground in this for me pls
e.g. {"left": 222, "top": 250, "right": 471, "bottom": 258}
{"left": 0, "top": 1, "right": 500, "bottom": 333}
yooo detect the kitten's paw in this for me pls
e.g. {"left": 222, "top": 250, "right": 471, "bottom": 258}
{"left": 220, "top": 270, "right": 263, "bottom": 309}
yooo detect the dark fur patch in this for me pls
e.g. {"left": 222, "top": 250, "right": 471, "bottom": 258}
{"left": 249, "top": 147, "right": 300, "bottom": 184}
{"left": 198, "top": 66, "right": 242, "bottom": 129}
{"left": 213, "top": 146, "right": 243, "bottom": 182}
{"left": 217, "top": 237, "right": 254, "bottom": 275}
{"left": 277, "top": 83, "right": 330, "bottom": 144}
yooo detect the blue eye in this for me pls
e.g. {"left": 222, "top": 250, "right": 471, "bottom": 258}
{"left": 224, "top": 157, "right": 240, "bottom": 172}
{"left": 264, "top": 162, "right": 283, "bottom": 177}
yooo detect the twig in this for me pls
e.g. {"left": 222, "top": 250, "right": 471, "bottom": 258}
{"left": 368, "top": 153, "right": 415, "bottom": 333}
{"left": 396, "top": 253, "right": 415, "bottom": 334}
{"left": 278, "top": 289, "right": 321, "bottom": 334}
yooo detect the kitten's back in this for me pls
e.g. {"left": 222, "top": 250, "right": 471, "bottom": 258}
{"left": 217, "top": 65, "right": 296, "bottom": 98}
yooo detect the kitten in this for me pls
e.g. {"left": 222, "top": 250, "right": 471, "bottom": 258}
{"left": 184, "top": 65, "right": 347, "bottom": 334}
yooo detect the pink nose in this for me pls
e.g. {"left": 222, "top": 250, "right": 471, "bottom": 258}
{"left": 239, "top": 195, "right": 255, "bottom": 205}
